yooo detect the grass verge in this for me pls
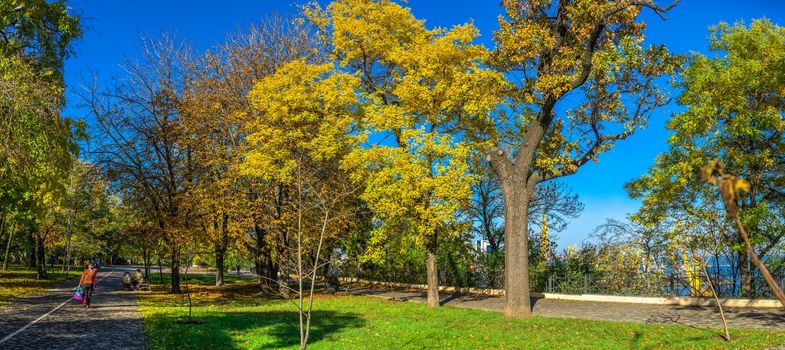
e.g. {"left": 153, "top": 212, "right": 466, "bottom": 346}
{"left": 138, "top": 280, "right": 785, "bottom": 349}
{"left": 0, "top": 266, "right": 80, "bottom": 305}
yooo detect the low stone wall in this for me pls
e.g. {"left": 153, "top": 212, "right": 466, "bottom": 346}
{"left": 538, "top": 293, "right": 783, "bottom": 308}
{"left": 339, "top": 277, "right": 783, "bottom": 308}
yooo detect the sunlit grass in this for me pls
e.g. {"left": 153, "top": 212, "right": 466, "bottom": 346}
{"left": 147, "top": 270, "right": 248, "bottom": 288}
{"left": 139, "top": 280, "right": 785, "bottom": 350}
{"left": 0, "top": 266, "right": 80, "bottom": 305}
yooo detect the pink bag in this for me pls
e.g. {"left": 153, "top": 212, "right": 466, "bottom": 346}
{"left": 74, "top": 287, "right": 84, "bottom": 302}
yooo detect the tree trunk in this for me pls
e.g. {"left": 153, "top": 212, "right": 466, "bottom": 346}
{"left": 158, "top": 256, "right": 164, "bottom": 284}
{"left": 215, "top": 214, "right": 229, "bottom": 287}
{"left": 2, "top": 221, "right": 15, "bottom": 271}
{"left": 502, "top": 183, "right": 532, "bottom": 318}
{"left": 0, "top": 216, "right": 4, "bottom": 260}
{"left": 268, "top": 256, "right": 281, "bottom": 293}
{"left": 215, "top": 246, "right": 226, "bottom": 287}
{"left": 425, "top": 235, "right": 439, "bottom": 307}
{"left": 48, "top": 253, "right": 55, "bottom": 274}
{"left": 258, "top": 250, "right": 280, "bottom": 293}
{"left": 34, "top": 233, "right": 47, "bottom": 280}
{"left": 142, "top": 243, "right": 151, "bottom": 281}
{"left": 26, "top": 230, "right": 36, "bottom": 268}
{"left": 63, "top": 227, "right": 72, "bottom": 273}
{"left": 171, "top": 247, "right": 181, "bottom": 293}
{"left": 253, "top": 222, "right": 280, "bottom": 293}
{"left": 734, "top": 216, "right": 785, "bottom": 308}
{"left": 739, "top": 249, "right": 752, "bottom": 297}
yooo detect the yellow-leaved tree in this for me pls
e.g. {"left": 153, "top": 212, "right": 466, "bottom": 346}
{"left": 487, "top": 0, "right": 681, "bottom": 318}
{"left": 307, "top": 0, "right": 506, "bottom": 308}
{"left": 242, "top": 59, "right": 361, "bottom": 350}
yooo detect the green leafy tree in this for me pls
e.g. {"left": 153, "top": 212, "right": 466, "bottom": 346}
{"left": 628, "top": 19, "right": 785, "bottom": 297}
{"left": 0, "top": 0, "right": 80, "bottom": 278}
{"left": 0, "top": 0, "right": 80, "bottom": 79}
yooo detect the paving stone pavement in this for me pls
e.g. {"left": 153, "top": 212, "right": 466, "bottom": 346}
{"left": 0, "top": 268, "right": 148, "bottom": 350}
{"left": 346, "top": 285, "right": 785, "bottom": 330}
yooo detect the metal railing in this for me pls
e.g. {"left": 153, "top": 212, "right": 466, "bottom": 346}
{"left": 541, "top": 273, "right": 785, "bottom": 299}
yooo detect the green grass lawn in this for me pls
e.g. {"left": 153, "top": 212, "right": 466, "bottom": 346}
{"left": 138, "top": 280, "right": 785, "bottom": 350}
{"left": 147, "top": 270, "right": 248, "bottom": 287}
{"left": 0, "top": 266, "right": 80, "bottom": 305}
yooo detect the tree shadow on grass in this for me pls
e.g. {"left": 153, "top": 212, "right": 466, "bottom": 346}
{"left": 149, "top": 309, "right": 363, "bottom": 349}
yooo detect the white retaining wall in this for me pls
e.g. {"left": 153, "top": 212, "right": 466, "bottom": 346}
{"left": 338, "top": 277, "right": 784, "bottom": 308}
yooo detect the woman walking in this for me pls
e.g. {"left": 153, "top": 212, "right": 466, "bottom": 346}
{"left": 78, "top": 262, "right": 98, "bottom": 308}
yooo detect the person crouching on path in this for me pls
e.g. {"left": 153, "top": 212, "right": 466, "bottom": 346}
{"left": 78, "top": 262, "right": 98, "bottom": 308}
{"left": 132, "top": 269, "right": 144, "bottom": 290}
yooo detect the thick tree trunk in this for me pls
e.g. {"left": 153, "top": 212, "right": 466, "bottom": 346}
{"left": 253, "top": 222, "right": 280, "bottom": 294}
{"left": 215, "top": 246, "right": 226, "bottom": 287}
{"left": 258, "top": 251, "right": 280, "bottom": 293}
{"left": 34, "top": 233, "right": 47, "bottom": 280}
{"left": 171, "top": 247, "right": 181, "bottom": 293}
{"left": 254, "top": 255, "right": 264, "bottom": 286}
{"left": 502, "top": 183, "right": 532, "bottom": 318}
{"left": 425, "top": 236, "right": 439, "bottom": 307}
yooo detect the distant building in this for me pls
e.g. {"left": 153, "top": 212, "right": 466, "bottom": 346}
{"left": 475, "top": 240, "right": 492, "bottom": 253}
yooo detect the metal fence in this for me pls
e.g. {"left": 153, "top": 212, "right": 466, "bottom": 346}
{"left": 541, "top": 272, "right": 785, "bottom": 299}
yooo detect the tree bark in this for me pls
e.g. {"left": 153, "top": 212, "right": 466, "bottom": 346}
{"left": 502, "top": 183, "right": 532, "bottom": 318}
{"left": 34, "top": 232, "right": 47, "bottom": 280}
{"left": 739, "top": 249, "right": 752, "bottom": 297}
{"left": 253, "top": 221, "right": 280, "bottom": 293}
{"left": 215, "top": 214, "right": 229, "bottom": 287}
{"left": 734, "top": 216, "right": 785, "bottom": 308}
{"left": 170, "top": 246, "right": 181, "bottom": 293}
{"left": 0, "top": 216, "right": 4, "bottom": 261}
{"left": 215, "top": 245, "right": 226, "bottom": 287}
{"left": 488, "top": 146, "right": 536, "bottom": 319}
{"left": 26, "top": 230, "right": 35, "bottom": 268}
{"left": 142, "top": 242, "right": 151, "bottom": 281}
{"left": 2, "top": 220, "right": 14, "bottom": 271}
{"left": 256, "top": 247, "right": 280, "bottom": 293}
{"left": 425, "top": 235, "right": 439, "bottom": 307}
{"left": 158, "top": 256, "right": 164, "bottom": 284}
{"left": 62, "top": 230, "right": 71, "bottom": 273}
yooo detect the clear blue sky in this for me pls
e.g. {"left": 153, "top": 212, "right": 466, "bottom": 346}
{"left": 63, "top": 0, "right": 785, "bottom": 249}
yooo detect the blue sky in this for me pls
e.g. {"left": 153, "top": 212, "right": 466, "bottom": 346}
{"left": 63, "top": 0, "right": 785, "bottom": 249}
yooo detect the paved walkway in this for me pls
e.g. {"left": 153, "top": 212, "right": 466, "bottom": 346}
{"left": 346, "top": 285, "right": 785, "bottom": 330}
{"left": 0, "top": 268, "right": 147, "bottom": 350}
